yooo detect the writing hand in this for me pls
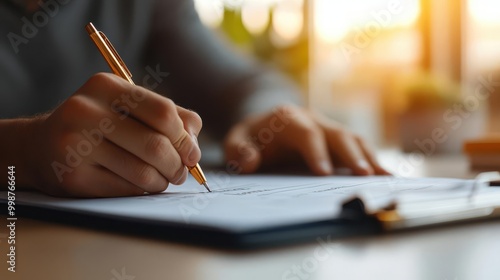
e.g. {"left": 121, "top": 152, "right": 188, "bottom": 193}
{"left": 30, "top": 73, "right": 202, "bottom": 197}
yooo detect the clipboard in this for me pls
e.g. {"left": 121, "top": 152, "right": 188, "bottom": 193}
{"left": 2, "top": 174, "right": 500, "bottom": 249}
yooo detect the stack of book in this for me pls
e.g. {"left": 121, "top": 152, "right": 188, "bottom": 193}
{"left": 464, "top": 137, "right": 500, "bottom": 170}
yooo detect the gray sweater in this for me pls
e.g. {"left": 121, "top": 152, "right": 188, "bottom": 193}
{"left": 0, "top": 0, "right": 301, "bottom": 136}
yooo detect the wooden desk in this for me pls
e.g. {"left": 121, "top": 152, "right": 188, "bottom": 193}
{"left": 2, "top": 155, "right": 500, "bottom": 280}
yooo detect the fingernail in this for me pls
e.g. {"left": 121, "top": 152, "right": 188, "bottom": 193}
{"left": 188, "top": 135, "right": 200, "bottom": 163}
{"left": 320, "top": 160, "right": 333, "bottom": 174}
{"left": 357, "top": 160, "right": 373, "bottom": 175}
{"left": 188, "top": 148, "right": 199, "bottom": 163}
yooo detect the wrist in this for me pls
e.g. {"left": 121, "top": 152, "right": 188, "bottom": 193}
{"left": 0, "top": 116, "right": 46, "bottom": 190}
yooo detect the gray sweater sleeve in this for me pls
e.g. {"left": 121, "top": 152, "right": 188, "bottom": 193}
{"left": 0, "top": 0, "right": 302, "bottom": 134}
{"left": 146, "top": 0, "right": 303, "bottom": 137}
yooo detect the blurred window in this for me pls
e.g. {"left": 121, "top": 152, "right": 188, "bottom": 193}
{"left": 310, "top": 0, "right": 421, "bottom": 144}
{"left": 195, "top": 1, "right": 500, "bottom": 146}
{"left": 465, "top": 0, "right": 500, "bottom": 75}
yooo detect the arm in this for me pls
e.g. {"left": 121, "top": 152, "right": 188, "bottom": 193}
{"left": 147, "top": 0, "right": 302, "bottom": 137}
{"left": 0, "top": 118, "right": 41, "bottom": 190}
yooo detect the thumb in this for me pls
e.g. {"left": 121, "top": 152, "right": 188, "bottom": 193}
{"left": 176, "top": 106, "right": 203, "bottom": 166}
{"left": 176, "top": 106, "right": 202, "bottom": 137}
{"left": 224, "top": 124, "right": 262, "bottom": 174}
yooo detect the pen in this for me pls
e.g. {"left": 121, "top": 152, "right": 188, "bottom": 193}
{"left": 85, "top": 22, "right": 211, "bottom": 193}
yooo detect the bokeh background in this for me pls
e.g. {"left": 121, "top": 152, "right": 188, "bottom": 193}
{"left": 194, "top": 0, "right": 500, "bottom": 154}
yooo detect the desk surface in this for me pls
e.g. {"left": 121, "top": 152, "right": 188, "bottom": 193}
{"left": 2, "top": 154, "right": 500, "bottom": 280}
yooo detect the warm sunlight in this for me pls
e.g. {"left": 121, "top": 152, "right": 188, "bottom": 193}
{"left": 242, "top": 2, "right": 270, "bottom": 35}
{"left": 314, "top": 0, "right": 420, "bottom": 43}
{"left": 272, "top": 0, "right": 304, "bottom": 42}
{"left": 194, "top": 0, "right": 224, "bottom": 28}
{"left": 315, "top": 1, "right": 357, "bottom": 43}
{"left": 469, "top": 0, "right": 500, "bottom": 25}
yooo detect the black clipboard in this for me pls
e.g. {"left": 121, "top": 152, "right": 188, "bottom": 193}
{"left": 3, "top": 193, "right": 500, "bottom": 250}
{"left": 1, "top": 197, "right": 382, "bottom": 250}
{"left": 3, "top": 174, "right": 500, "bottom": 249}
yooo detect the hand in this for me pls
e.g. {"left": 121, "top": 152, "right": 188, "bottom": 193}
{"left": 28, "top": 73, "right": 202, "bottom": 197}
{"left": 224, "top": 105, "right": 390, "bottom": 176}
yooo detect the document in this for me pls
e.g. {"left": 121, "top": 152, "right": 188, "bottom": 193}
{"left": 0, "top": 174, "right": 482, "bottom": 232}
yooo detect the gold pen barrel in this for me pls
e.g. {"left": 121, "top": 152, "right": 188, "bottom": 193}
{"left": 188, "top": 164, "right": 211, "bottom": 192}
{"left": 188, "top": 164, "right": 207, "bottom": 185}
{"left": 85, "top": 22, "right": 134, "bottom": 84}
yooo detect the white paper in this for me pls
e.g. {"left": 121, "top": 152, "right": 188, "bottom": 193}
{"left": 0, "top": 174, "right": 480, "bottom": 231}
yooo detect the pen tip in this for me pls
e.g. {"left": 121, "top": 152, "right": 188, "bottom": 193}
{"left": 203, "top": 182, "right": 212, "bottom": 192}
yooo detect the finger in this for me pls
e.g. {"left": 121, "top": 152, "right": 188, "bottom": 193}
{"left": 224, "top": 123, "right": 262, "bottom": 174}
{"left": 325, "top": 130, "right": 374, "bottom": 176}
{"left": 285, "top": 122, "right": 334, "bottom": 176}
{"left": 176, "top": 106, "right": 203, "bottom": 166}
{"left": 82, "top": 73, "right": 199, "bottom": 167}
{"left": 177, "top": 106, "right": 203, "bottom": 137}
{"left": 92, "top": 139, "right": 169, "bottom": 193}
{"left": 123, "top": 88, "right": 197, "bottom": 167}
{"left": 355, "top": 137, "right": 392, "bottom": 175}
{"left": 106, "top": 116, "right": 188, "bottom": 185}
{"left": 63, "top": 166, "right": 145, "bottom": 198}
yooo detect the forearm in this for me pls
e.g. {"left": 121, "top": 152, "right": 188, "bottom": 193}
{"left": 201, "top": 70, "right": 304, "bottom": 137}
{"left": 229, "top": 71, "right": 304, "bottom": 125}
{"left": 0, "top": 117, "right": 42, "bottom": 190}
{"left": 148, "top": 0, "right": 303, "bottom": 137}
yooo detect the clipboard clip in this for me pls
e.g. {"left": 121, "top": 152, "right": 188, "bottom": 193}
{"left": 341, "top": 196, "right": 500, "bottom": 232}
{"left": 341, "top": 172, "right": 500, "bottom": 231}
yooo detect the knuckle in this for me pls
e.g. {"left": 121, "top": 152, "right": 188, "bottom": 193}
{"left": 84, "top": 73, "right": 126, "bottom": 99}
{"left": 273, "top": 104, "right": 301, "bottom": 118}
{"left": 297, "top": 124, "right": 320, "bottom": 139}
{"left": 144, "top": 133, "right": 170, "bottom": 158}
{"left": 86, "top": 73, "right": 114, "bottom": 89}
{"left": 186, "top": 110, "right": 203, "bottom": 130}
{"left": 344, "top": 131, "right": 357, "bottom": 141}
{"left": 328, "top": 126, "right": 347, "bottom": 139}
{"left": 275, "top": 104, "right": 298, "bottom": 115}
{"left": 352, "top": 133, "right": 363, "bottom": 143}
{"left": 134, "top": 164, "right": 158, "bottom": 188}
{"left": 171, "top": 133, "right": 189, "bottom": 151}
{"left": 156, "top": 99, "right": 177, "bottom": 122}
{"left": 61, "top": 95, "right": 93, "bottom": 119}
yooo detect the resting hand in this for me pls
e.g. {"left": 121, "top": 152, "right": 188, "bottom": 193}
{"left": 224, "top": 105, "right": 390, "bottom": 176}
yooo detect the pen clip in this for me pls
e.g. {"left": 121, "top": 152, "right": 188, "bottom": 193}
{"left": 99, "top": 31, "right": 133, "bottom": 79}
